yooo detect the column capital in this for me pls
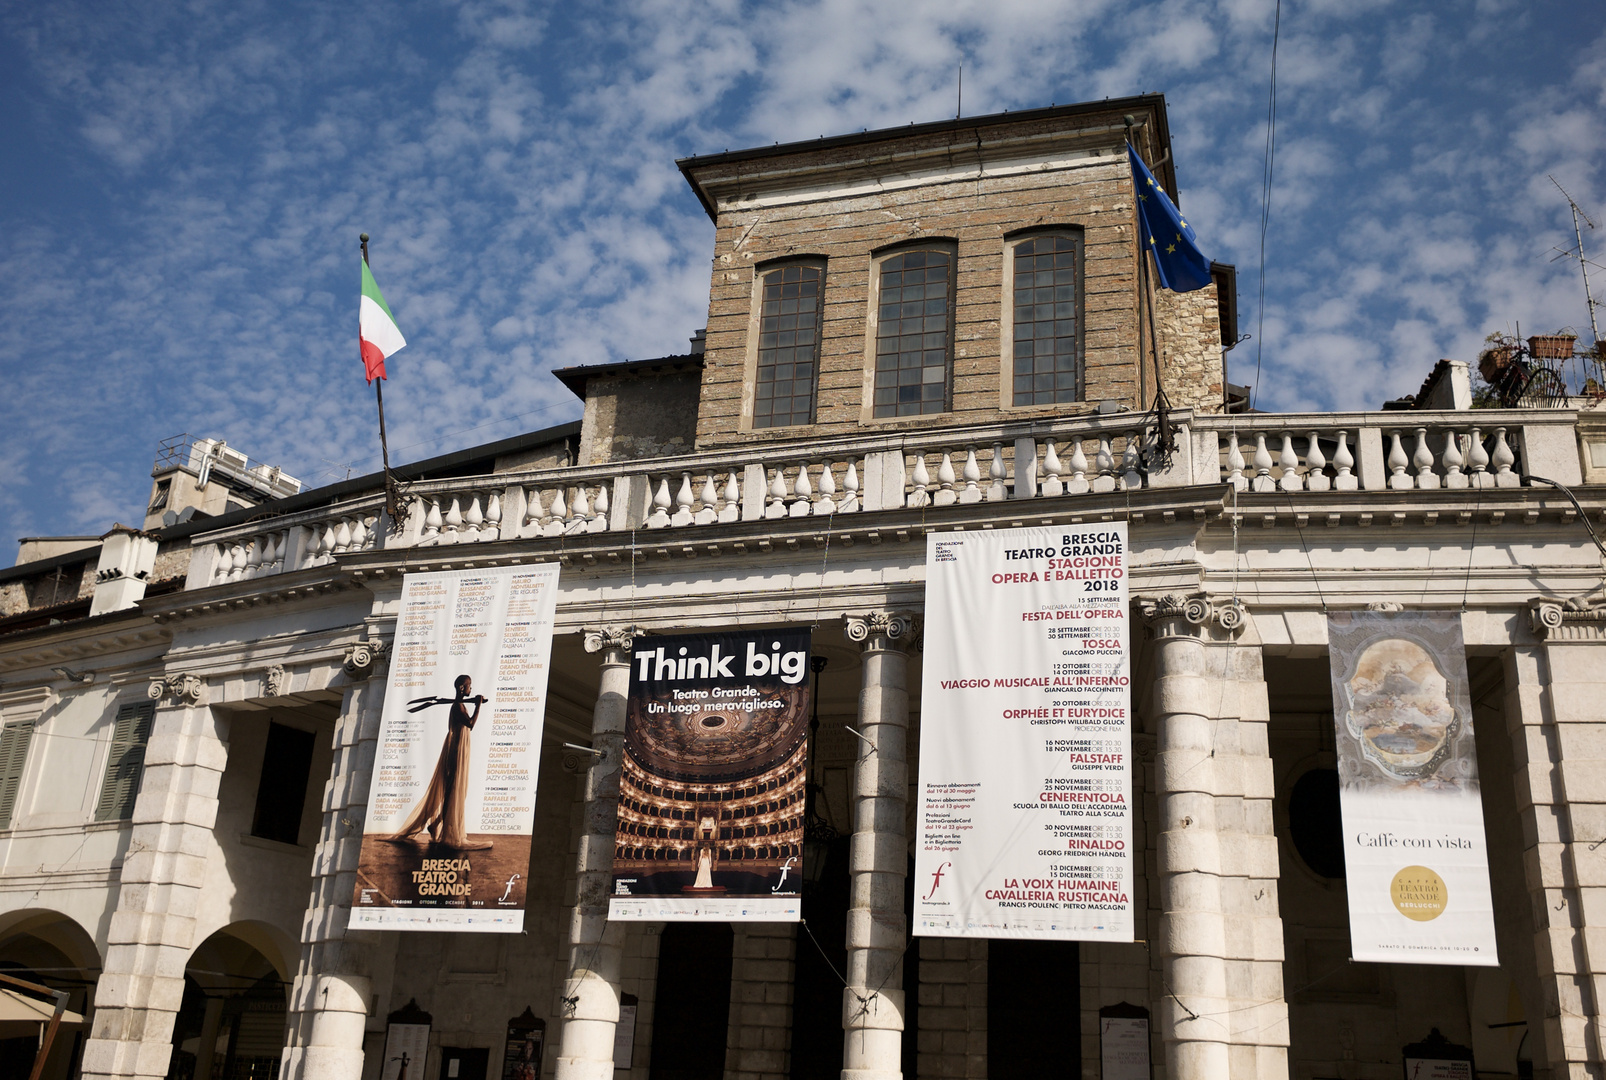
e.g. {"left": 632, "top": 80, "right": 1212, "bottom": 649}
{"left": 844, "top": 612, "right": 921, "bottom": 651}
{"left": 582, "top": 625, "right": 644, "bottom": 655}
{"left": 342, "top": 638, "right": 389, "bottom": 679}
{"left": 1135, "top": 593, "right": 1245, "bottom": 638}
{"left": 147, "top": 672, "right": 206, "bottom": 706}
{"left": 1529, "top": 591, "right": 1606, "bottom": 641}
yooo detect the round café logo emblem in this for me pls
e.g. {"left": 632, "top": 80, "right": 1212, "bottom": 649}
{"left": 1391, "top": 865, "right": 1447, "bottom": 921}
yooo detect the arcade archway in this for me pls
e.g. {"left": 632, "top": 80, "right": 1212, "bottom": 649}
{"left": 0, "top": 909, "right": 99, "bottom": 1080}
{"left": 167, "top": 923, "right": 293, "bottom": 1080}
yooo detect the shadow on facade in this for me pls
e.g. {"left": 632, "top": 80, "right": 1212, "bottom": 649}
{"left": 0, "top": 909, "right": 99, "bottom": 1080}
{"left": 166, "top": 922, "right": 294, "bottom": 1080}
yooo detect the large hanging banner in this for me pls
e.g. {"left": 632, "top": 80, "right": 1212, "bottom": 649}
{"left": 609, "top": 629, "right": 811, "bottom": 921}
{"left": 1327, "top": 611, "right": 1498, "bottom": 965}
{"left": 915, "top": 523, "right": 1132, "bottom": 941}
{"left": 352, "top": 564, "right": 560, "bottom": 931}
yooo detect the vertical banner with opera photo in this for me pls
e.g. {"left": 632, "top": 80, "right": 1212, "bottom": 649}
{"left": 1327, "top": 611, "right": 1498, "bottom": 965}
{"left": 351, "top": 564, "right": 560, "bottom": 932}
{"left": 608, "top": 629, "right": 811, "bottom": 921}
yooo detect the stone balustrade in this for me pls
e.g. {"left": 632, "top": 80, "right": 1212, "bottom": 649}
{"left": 188, "top": 408, "right": 1585, "bottom": 583}
{"left": 189, "top": 496, "right": 385, "bottom": 587}
{"left": 1193, "top": 409, "right": 1580, "bottom": 494}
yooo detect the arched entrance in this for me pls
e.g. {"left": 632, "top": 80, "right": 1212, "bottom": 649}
{"left": 167, "top": 924, "right": 292, "bottom": 1080}
{"left": 0, "top": 910, "right": 99, "bottom": 1080}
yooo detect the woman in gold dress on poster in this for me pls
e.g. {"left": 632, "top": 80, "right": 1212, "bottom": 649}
{"left": 386, "top": 674, "right": 492, "bottom": 850}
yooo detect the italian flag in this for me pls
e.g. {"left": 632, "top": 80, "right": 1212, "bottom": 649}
{"left": 360, "top": 260, "right": 406, "bottom": 384}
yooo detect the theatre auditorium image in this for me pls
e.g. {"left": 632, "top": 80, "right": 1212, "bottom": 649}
{"left": 4, "top": 95, "right": 1606, "bottom": 1080}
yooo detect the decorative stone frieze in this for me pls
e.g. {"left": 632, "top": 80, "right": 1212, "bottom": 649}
{"left": 146, "top": 672, "right": 205, "bottom": 705}
{"left": 341, "top": 638, "right": 388, "bottom": 678}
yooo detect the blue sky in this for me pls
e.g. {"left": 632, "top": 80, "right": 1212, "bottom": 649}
{"left": 2, "top": 0, "right": 1603, "bottom": 548}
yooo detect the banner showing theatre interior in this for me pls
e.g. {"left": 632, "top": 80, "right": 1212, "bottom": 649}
{"left": 352, "top": 564, "right": 560, "bottom": 931}
{"left": 915, "top": 523, "right": 1132, "bottom": 941}
{"left": 609, "top": 629, "right": 812, "bottom": 921}
{"left": 1327, "top": 611, "right": 1498, "bottom": 965}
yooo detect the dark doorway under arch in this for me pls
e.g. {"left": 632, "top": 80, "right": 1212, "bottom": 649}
{"left": 649, "top": 922, "right": 734, "bottom": 1080}
{"left": 988, "top": 937, "right": 1079, "bottom": 1076}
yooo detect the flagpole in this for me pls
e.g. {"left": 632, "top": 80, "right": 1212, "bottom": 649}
{"left": 1124, "top": 125, "right": 1177, "bottom": 456}
{"left": 361, "top": 233, "right": 401, "bottom": 522}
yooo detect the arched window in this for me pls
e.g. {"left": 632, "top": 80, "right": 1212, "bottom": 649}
{"left": 1008, "top": 232, "right": 1084, "bottom": 406}
{"left": 754, "top": 263, "right": 824, "bottom": 428}
{"left": 873, "top": 248, "right": 954, "bottom": 417}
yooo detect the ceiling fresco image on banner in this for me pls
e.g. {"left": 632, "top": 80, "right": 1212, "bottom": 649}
{"left": 609, "top": 628, "right": 812, "bottom": 921}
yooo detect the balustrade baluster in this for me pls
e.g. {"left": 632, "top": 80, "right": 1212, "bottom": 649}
{"left": 815, "top": 462, "right": 838, "bottom": 516}
{"left": 645, "top": 479, "right": 671, "bottom": 529}
{"left": 440, "top": 499, "right": 464, "bottom": 545}
{"left": 522, "top": 490, "right": 540, "bottom": 537}
{"left": 1250, "top": 434, "right": 1275, "bottom": 493}
{"left": 960, "top": 448, "right": 983, "bottom": 504}
{"left": 1225, "top": 435, "right": 1247, "bottom": 491}
{"left": 1468, "top": 427, "right": 1490, "bottom": 488}
{"left": 1278, "top": 433, "right": 1301, "bottom": 492}
{"left": 1491, "top": 427, "right": 1518, "bottom": 487}
{"left": 1443, "top": 432, "right": 1467, "bottom": 489}
{"left": 1088, "top": 436, "right": 1114, "bottom": 493}
{"left": 1412, "top": 428, "right": 1440, "bottom": 489}
{"left": 694, "top": 474, "right": 719, "bottom": 526}
{"left": 789, "top": 462, "right": 814, "bottom": 518}
{"left": 1067, "top": 440, "right": 1090, "bottom": 495}
{"left": 719, "top": 471, "right": 742, "bottom": 523}
{"left": 934, "top": 453, "right": 957, "bottom": 507}
{"left": 840, "top": 461, "right": 860, "bottom": 514}
{"left": 1333, "top": 431, "right": 1357, "bottom": 491}
{"left": 1305, "top": 432, "right": 1330, "bottom": 492}
{"left": 1387, "top": 432, "right": 1412, "bottom": 491}
{"left": 672, "top": 473, "right": 696, "bottom": 527}
{"left": 463, "top": 497, "right": 483, "bottom": 541}
{"left": 571, "top": 486, "right": 592, "bottom": 531}
{"left": 988, "top": 443, "right": 1008, "bottom": 501}
{"left": 765, "top": 467, "right": 789, "bottom": 520}
{"left": 484, "top": 494, "right": 502, "bottom": 541}
{"left": 350, "top": 518, "right": 369, "bottom": 553}
{"left": 592, "top": 484, "right": 611, "bottom": 533}
{"left": 908, "top": 454, "right": 931, "bottom": 508}
{"left": 244, "top": 538, "right": 264, "bottom": 579}
{"left": 320, "top": 523, "right": 339, "bottom": 563}
{"left": 1121, "top": 433, "right": 1143, "bottom": 490}
{"left": 1041, "top": 440, "right": 1064, "bottom": 497}
{"left": 424, "top": 498, "right": 444, "bottom": 542}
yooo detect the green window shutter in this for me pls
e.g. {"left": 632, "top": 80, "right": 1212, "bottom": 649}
{"left": 0, "top": 721, "right": 36, "bottom": 829}
{"left": 96, "top": 702, "right": 155, "bottom": 822}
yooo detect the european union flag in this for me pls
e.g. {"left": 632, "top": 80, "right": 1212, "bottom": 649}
{"left": 1128, "top": 142, "right": 1212, "bottom": 292}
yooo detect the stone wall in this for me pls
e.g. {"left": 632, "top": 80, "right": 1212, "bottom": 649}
{"left": 1154, "top": 284, "right": 1225, "bottom": 414}
{"left": 578, "top": 369, "right": 702, "bottom": 465}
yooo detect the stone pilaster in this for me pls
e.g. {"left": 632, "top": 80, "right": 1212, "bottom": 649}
{"left": 554, "top": 626, "right": 641, "bottom": 1080}
{"left": 1141, "top": 595, "right": 1286, "bottom": 1080}
{"left": 82, "top": 674, "right": 225, "bottom": 1080}
{"left": 1504, "top": 611, "right": 1606, "bottom": 1077}
{"left": 841, "top": 612, "right": 918, "bottom": 1080}
{"left": 280, "top": 636, "right": 392, "bottom": 1080}
{"left": 724, "top": 923, "right": 796, "bottom": 1080}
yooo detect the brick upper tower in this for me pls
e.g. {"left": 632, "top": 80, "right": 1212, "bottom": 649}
{"left": 678, "top": 94, "right": 1228, "bottom": 453}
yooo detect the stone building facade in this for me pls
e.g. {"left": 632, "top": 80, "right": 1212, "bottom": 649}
{"left": 0, "top": 94, "right": 1602, "bottom": 1080}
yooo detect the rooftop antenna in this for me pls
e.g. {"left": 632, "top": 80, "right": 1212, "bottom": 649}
{"left": 1550, "top": 175, "right": 1602, "bottom": 351}
{"left": 956, "top": 62, "right": 962, "bottom": 119}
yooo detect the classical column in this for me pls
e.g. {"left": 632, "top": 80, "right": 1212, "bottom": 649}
{"left": 841, "top": 612, "right": 918, "bottom": 1080}
{"left": 1505, "top": 603, "right": 1606, "bottom": 1074}
{"left": 82, "top": 674, "right": 227, "bottom": 1080}
{"left": 1142, "top": 596, "right": 1287, "bottom": 1080}
{"left": 554, "top": 626, "right": 640, "bottom": 1080}
{"left": 280, "top": 637, "right": 391, "bottom": 1080}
